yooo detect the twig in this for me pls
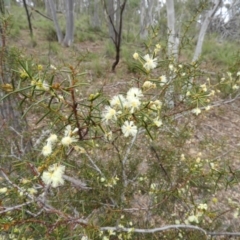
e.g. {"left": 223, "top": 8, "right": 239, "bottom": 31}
{"left": 208, "top": 232, "right": 240, "bottom": 237}
{"left": 0, "top": 201, "right": 34, "bottom": 214}
{"left": 84, "top": 151, "right": 104, "bottom": 177}
{"left": 150, "top": 145, "right": 171, "bottom": 183}
{"left": 31, "top": 7, "right": 53, "bottom": 21}
{"left": 63, "top": 175, "right": 91, "bottom": 190}
{"left": 121, "top": 130, "right": 139, "bottom": 188}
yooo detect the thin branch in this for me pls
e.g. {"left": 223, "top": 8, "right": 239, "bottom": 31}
{"left": 100, "top": 224, "right": 207, "bottom": 235}
{"left": 31, "top": 7, "right": 53, "bottom": 21}
{"left": 84, "top": 151, "right": 104, "bottom": 177}
{"left": 208, "top": 232, "right": 240, "bottom": 237}
{"left": 22, "top": 0, "right": 33, "bottom": 37}
{"left": 63, "top": 175, "right": 91, "bottom": 190}
{"left": 0, "top": 201, "right": 34, "bottom": 214}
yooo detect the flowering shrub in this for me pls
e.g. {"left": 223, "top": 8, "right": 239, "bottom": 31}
{"left": 1, "top": 43, "right": 240, "bottom": 239}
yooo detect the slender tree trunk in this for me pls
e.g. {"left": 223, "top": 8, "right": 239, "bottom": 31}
{"left": 166, "top": 0, "right": 178, "bottom": 59}
{"left": 91, "top": 0, "right": 100, "bottom": 28}
{"left": 107, "top": 0, "right": 115, "bottom": 40}
{"left": 62, "top": 0, "right": 74, "bottom": 47}
{"left": 22, "top": 0, "right": 33, "bottom": 37}
{"left": 116, "top": 0, "right": 120, "bottom": 31}
{"left": 48, "top": 0, "right": 63, "bottom": 43}
{"left": 0, "top": 11, "right": 32, "bottom": 155}
{"left": 140, "top": 0, "right": 147, "bottom": 39}
{"left": 192, "top": 0, "right": 221, "bottom": 62}
{"left": 146, "top": 0, "right": 154, "bottom": 27}
{"left": 44, "top": 0, "right": 51, "bottom": 17}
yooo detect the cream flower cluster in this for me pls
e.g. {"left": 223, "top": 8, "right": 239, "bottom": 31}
{"left": 61, "top": 125, "right": 78, "bottom": 146}
{"left": 41, "top": 125, "right": 78, "bottom": 156}
{"left": 143, "top": 54, "right": 158, "bottom": 71}
{"left": 133, "top": 45, "right": 159, "bottom": 72}
{"left": 102, "top": 87, "right": 145, "bottom": 137}
{"left": 102, "top": 87, "right": 163, "bottom": 138}
{"left": 31, "top": 79, "right": 50, "bottom": 91}
{"left": 41, "top": 163, "right": 65, "bottom": 188}
{"left": 133, "top": 53, "right": 158, "bottom": 72}
{"left": 185, "top": 203, "right": 208, "bottom": 224}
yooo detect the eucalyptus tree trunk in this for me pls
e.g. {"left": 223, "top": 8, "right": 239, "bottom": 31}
{"left": 166, "top": 0, "right": 178, "bottom": 60}
{"left": 192, "top": 0, "right": 221, "bottom": 62}
{"left": 48, "top": 0, "right": 63, "bottom": 43}
{"left": 140, "top": 0, "right": 155, "bottom": 39}
{"left": 0, "top": 1, "right": 21, "bottom": 132}
{"left": 62, "top": 0, "right": 74, "bottom": 47}
{"left": 91, "top": 0, "right": 100, "bottom": 28}
{"left": 140, "top": 0, "right": 148, "bottom": 39}
{"left": 146, "top": 0, "right": 154, "bottom": 27}
{"left": 44, "top": 0, "right": 51, "bottom": 17}
{"left": 0, "top": 8, "right": 32, "bottom": 155}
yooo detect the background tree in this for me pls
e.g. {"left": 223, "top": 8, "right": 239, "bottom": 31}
{"left": 103, "top": 0, "right": 127, "bottom": 71}
{"left": 192, "top": 0, "right": 222, "bottom": 62}
{"left": 140, "top": 0, "right": 155, "bottom": 39}
{"left": 48, "top": 0, "right": 63, "bottom": 43}
{"left": 62, "top": 0, "right": 74, "bottom": 47}
{"left": 22, "top": 0, "right": 33, "bottom": 38}
{"left": 166, "top": 0, "right": 178, "bottom": 59}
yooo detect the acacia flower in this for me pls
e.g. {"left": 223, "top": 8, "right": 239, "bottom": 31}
{"left": 159, "top": 75, "right": 167, "bottom": 86}
{"left": 198, "top": 203, "right": 208, "bottom": 211}
{"left": 154, "top": 44, "right": 161, "bottom": 54}
{"left": 110, "top": 94, "right": 126, "bottom": 109}
{"left": 169, "top": 64, "right": 174, "bottom": 71}
{"left": 232, "top": 84, "right": 239, "bottom": 90}
{"left": 142, "top": 81, "right": 156, "bottom": 90}
{"left": 42, "top": 143, "right": 52, "bottom": 157}
{"left": 28, "top": 188, "right": 38, "bottom": 195}
{"left": 0, "top": 187, "right": 7, "bottom": 194}
{"left": 153, "top": 117, "right": 162, "bottom": 127}
{"left": 125, "top": 96, "right": 141, "bottom": 113}
{"left": 42, "top": 80, "right": 50, "bottom": 91}
{"left": 50, "top": 64, "right": 57, "bottom": 70}
{"left": 20, "top": 69, "right": 28, "bottom": 78}
{"left": 149, "top": 100, "right": 162, "bottom": 111}
{"left": 102, "top": 106, "right": 119, "bottom": 122}
{"left": 104, "top": 131, "right": 113, "bottom": 141}
{"left": 47, "top": 134, "right": 58, "bottom": 145}
{"left": 192, "top": 108, "right": 201, "bottom": 116}
{"left": 143, "top": 54, "right": 157, "bottom": 71}
{"left": 187, "top": 215, "right": 199, "bottom": 223}
{"left": 133, "top": 52, "right": 139, "bottom": 60}
{"left": 200, "top": 83, "right": 207, "bottom": 92}
{"left": 41, "top": 164, "right": 65, "bottom": 188}
{"left": 205, "top": 105, "right": 211, "bottom": 111}
{"left": 127, "top": 87, "right": 143, "bottom": 99}
{"left": 61, "top": 136, "right": 77, "bottom": 146}
{"left": 61, "top": 125, "right": 78, "bottom": 146}
{"left": 121, "top": 121, "right": 137, "bottom": 137}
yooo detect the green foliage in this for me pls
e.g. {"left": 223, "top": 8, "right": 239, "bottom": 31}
{"left": 1, "top": 2, "right": 240, "bottom": 240}
{"left": 201, "top": 35, "right": 238, "bottom": 67}
{"left": 122, "top": 44, "right": 141, "bottom": 73}
{"left": 104, "top": 41, "right": 115, "bottom": 58}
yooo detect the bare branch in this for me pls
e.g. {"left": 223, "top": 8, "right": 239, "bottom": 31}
{"left": 100, "top": 224, "right": 207, "bottom": 235}
{"left": 63, "top": 175, "right": 91, "bottom": 190}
